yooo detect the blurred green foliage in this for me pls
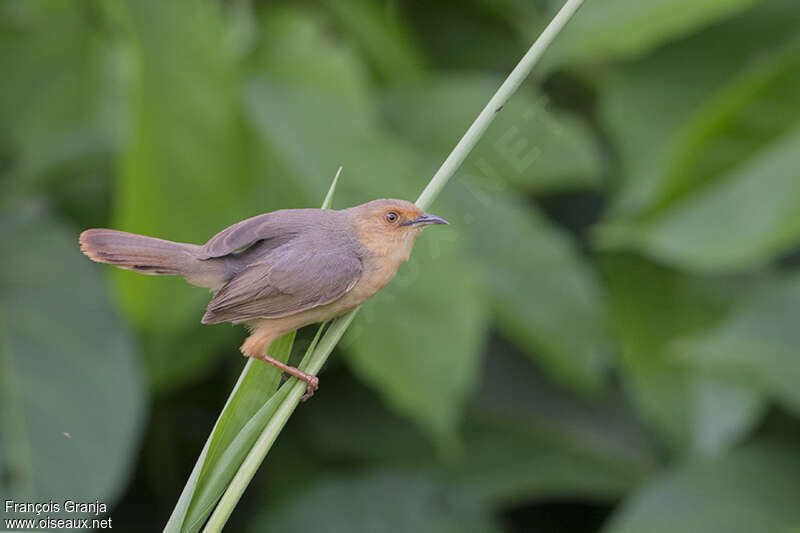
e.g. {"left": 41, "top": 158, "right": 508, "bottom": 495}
{"left": 1, "top": 0, "right": 799, "bottom": 531}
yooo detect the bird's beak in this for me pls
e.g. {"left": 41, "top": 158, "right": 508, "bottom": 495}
{"left": 404, "top": 213, "right": 449, "bottom": 227}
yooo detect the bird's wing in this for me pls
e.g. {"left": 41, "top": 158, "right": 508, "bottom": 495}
{"left": 202, "top": 244, "right": 362, "bottom": 324}
{"left": 198, "top": 211, "right": 303, "bottom": 260}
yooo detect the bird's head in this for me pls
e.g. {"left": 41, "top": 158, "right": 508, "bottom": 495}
{"left": 348, "top": 198, "right": 448, "bottom": 260}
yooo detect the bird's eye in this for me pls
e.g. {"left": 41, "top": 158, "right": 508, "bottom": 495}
{"left": 384, "top": 211, "right": 399, "bottom": 224}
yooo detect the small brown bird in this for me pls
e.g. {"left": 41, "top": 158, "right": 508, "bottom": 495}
{"left": 80, "top": 199, "right": 448, "bottom": 399}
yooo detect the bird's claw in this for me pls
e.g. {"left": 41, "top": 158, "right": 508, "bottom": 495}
{"left": 301, "top": 376, "right": 319, "bottom": 402}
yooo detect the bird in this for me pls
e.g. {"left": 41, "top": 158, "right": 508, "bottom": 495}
{"left": 79, "top": 199, "right": 448, "bottom": 400}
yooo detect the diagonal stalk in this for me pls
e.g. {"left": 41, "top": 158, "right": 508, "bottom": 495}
{"left": 415, "top": 0, "right": 585, "bottom": 210}
{"left": 200, "top": 1, "right": 584, "bottom": 530}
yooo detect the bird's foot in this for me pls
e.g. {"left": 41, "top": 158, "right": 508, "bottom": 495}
{"left": 245, "top": 346, "right": 321, "bottom": 402}
{"left": 301, "top": 375, "right": 319, "bottom": 402}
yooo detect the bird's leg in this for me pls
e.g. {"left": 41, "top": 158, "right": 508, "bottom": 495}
{"left": 241, "top": 331, "right": 319, "bottom": 401}
{"left": 252, "top": 352, "right": 319, "bottom": 401}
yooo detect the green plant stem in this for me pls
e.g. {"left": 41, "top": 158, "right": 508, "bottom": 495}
{"left": 415, "top": 0, "right": 585, "bottom": 211}
{"left": 201, "top": 314, "right": 356, "bottom": 532}
{"left": 322, "top": 166, "right": 342, "bottom": 209}
{"left": 201, "top": 1, "right": 584, "bottom": 529}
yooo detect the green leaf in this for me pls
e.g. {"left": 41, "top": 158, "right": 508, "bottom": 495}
{"left": 379, "top": 73, "right": 609, "bottom": 392}
{"left": 604, "top": 440, "right": 800, "bottom": 533}
{"left": 600, "top": 35, "right": 800, "bottom": 271}
{"left": 245, "top": 7, "right": 386, "bottom": 205}
{"left": 678, "top": 272, "right": 800, "bottom": 417}
{"left": 544, "top": 0, "right": 763, "bottom": 66}
{"left": 250, "top": 7, "right": 373, "bottom": 124}
{"left": 0, "top": 203, "right": 145, "bottom": 516}
{"left": 114, "top": 0, "right": 252, "bottom": 389}
{"left": 297, "top": 344, "right": 656, "bottom": 506}
{"left": 399, "top": 1, "right": 524, "bottom": 73}
{"left": 599, "top": 0, "right": 800, "bottom": 217}
{"left": 652, "top": 39, "right": 800, "bottom": 212}
{"left": 613, "top": 125, "right": 800, "bottom": 272}
{"left": 455, "top": 343, "right": 656, "bottom": 505}
{"left": 598, "top": 2, "right": 800, "bottom": 271}
{"left": 602, "top": 254, "right": 766, "bottom": 455}
{"left": 452, "top": 182, "right": 611, "bottom": 392}
{"left": 293, "top": 378, "right": 436, "bottom": 464}
{"left": 0, "top": 0, "right": 122, "bottom": 191}
{"left": 174, "top": 336, "right": 294, "bottom": 533}
{"left": 343, "top": 231, "right": 487, "bottom": 442}
{"left": 317, "top": 0, "right": 426, "bottom": 82}
{"left": 381, "top": 74, "right": 602, "bottom": 193}
{"left": 250, "top": 471, "right": 502, "bottom": 533}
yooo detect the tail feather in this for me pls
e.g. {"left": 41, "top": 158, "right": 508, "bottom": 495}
{"left": 79, "top": 229, "right": 226, "bottom": 289}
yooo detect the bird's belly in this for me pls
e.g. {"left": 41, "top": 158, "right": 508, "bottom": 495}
{"left": 244, "top": 260, "right": 401, "bottom": 355}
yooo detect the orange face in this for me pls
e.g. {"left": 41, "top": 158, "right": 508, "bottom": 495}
{"left": 349, "top": 198, "right": 449, "bottom": 259}
{"left": 355, "top": 199, "right": 448, "bottom": 232}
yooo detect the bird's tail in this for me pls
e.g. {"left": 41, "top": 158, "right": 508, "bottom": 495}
{"left": 79, "top": 229, "right": 225, "bottom": 289}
